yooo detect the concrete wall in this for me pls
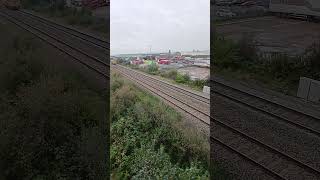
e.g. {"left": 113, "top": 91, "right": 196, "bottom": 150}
{"left": 297, "top": 77, "right": 320, "bottom": 103}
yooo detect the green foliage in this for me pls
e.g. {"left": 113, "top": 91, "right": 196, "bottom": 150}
{"left": 238, "top": 33, "right": 258, "bottom": 62}
{"left": 0, "top": 34, "right": 106, "bottom": 179}
{"left": 213, "top": 36, "right": 240, "bottom": 69}
{"left": 191, "top": 79, "right": 207, "bottom": 88}
{"left": 23, "top": 2, "right": 107, "bottom": 33}
{"left": 159, "top": 69, "right": 207, "bottom": 90}
{"left": 303, "top": 41, "right": 320, "bottom": 80}
{"left": 111, "top": 74, "right": 209, "bottom": 179}
{"left": 175, "top": 73, "right": 190, "bottom": 84}
{"left": 0, "top": 36, "right": 43, "bottom": 93}
{"left": 160, "top": 69, "right": 178, "bottom": 80}
{"left": 147, "top": 63, "right": 159, "bottom": 75}
{"left": 214, "top": 34, "right": 320, "bottom": 95}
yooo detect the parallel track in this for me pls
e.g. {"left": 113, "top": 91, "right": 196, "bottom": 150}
{"left": 212, "top": 77, "right": 320, "bottom": 137}
{"left": 116, "top": 65, "right": 320, "bottom": 179}
{"left": 2, "top": 8, "right": 320, "bottom": 179}
{"left": 211, "top": 117, "right": 320, "bottom": 179}
{"left": 0, "top": 9, "right": 109, "bottom": 79}
{"left": 211, "top": 77, "right": 320, "bottom": 179}
{"left": 118, "top": 65, "right": 209, "bottom": 104}
{"left": 19, "top": 10, "right": 109, "bottom": 50}
{"left": 113, "top": 65, "right": 210, "bottom": 126}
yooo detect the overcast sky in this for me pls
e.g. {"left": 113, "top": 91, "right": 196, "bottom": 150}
{"left": 111, "top": 0, "right": 209, "bottom": 55}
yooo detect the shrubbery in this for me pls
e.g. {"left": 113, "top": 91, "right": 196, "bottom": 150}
{"left": 213, "top": 33, "right": 320, "bottom": 94}
{"left": 0, "top": 33, "right": 106, "bottom": 179}
{"left": 22, "top": 0, "right": 108, "bottom": 33}
{"left": 159, "top": 69, "right": 208, "bottom": 90}
{"left": 160, "top": 69, "right": 178, "bottom": 80}
{"left": 111, "top": 73, "right": 209, "bottom": 179}
{"left": 147, "top": 63, "right": 159, "bottom": 75}
{"left": 175, "top": 73, "right": 190, "bottom": 83}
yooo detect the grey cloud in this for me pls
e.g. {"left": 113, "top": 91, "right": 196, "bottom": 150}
{"left": 111, "top": 0, "right": 209, "bottom": 55}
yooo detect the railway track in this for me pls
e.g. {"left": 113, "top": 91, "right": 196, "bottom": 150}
{"left": 0, "top": 9, "right": 109, "bottom": 79}
{"left": 113, "top": 65, "right": 210, "bottom": 126}
{"left": 212, "top": 77, "right": 320, "bottom": 137}
{"left": 118, "top": 65, "right": 209, "bottom": 104}
{"left": 211, "top": 77, "right": 320, "bottom": 179}
{"left": 115, "top": 64, "right": 320, "bottom": 178}
{"left": 18, "top": 10, "right": 109, "bottom": 50}
{"left": 2, "top": 7, "right": 320, "bottom": 179}
{"left": 211, "top": 117, "right": 320, "bottom": 179}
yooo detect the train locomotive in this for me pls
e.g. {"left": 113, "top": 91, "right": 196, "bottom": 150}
{"left": 269, "top": 0, "right": 320, "bottom": 20}
{"left": 4, "top": 0, "right": 21, "bottom": 10}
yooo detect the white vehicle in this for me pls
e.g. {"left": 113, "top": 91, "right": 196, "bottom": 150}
{"left": 216, "top": 9, "right": 236, "bottom": 17}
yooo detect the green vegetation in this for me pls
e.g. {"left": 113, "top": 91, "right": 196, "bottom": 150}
{"left": 21, "top": 0, "right": 108, "bottom": 33}
{"left": 160, "top": 69, "right": 208, "bottom": 90}
{"left": 0, "top": 30, "right": 107, "bottom": 179}
{"left": 127, "top": 63, "right": 208, "bottom": 91}
{"left": 213, "top": 34, "right": 320, "bottom": 95}
{"left": 111, "top": 72, "right": 209, "bottom": 179}
{"left": 146, "top": 63, "right": 159, "bottom": 75}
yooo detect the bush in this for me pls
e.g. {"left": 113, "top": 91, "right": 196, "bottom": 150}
{"left": 0, "top": 36, "right": 43, "bottom": 93}
{"left": 303, "top": 41, "right": 320, "bottom": 80}
{"left": 238, "top": 33, "right": 258, "bottom": 63}
{"left": 214, "top": 34, "right": 320, "bottom": 94}
{"left": 160, "top": 69, "right": 178, "bottom": 80}
{"left": 111, "top": 75, "right": 209, "bottom": 179}
{"left": 175, "top": 73, "right": 190, "bottom": 84}
{"left": 213, "top": 37, "right": 241, "bottom": 69}
{"left": 0, "top": 33, "right": 106, "bottom": 179}
{"left": 191, "top": 79, "right": 207, "bottom": 89}
{"left": 147, "top": 63, "right": 159, "bottom": 75}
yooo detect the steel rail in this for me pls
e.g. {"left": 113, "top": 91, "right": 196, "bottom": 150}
{"left": 115, "top": 66, "right": 209, "bottom": 115}
{"left": 210, "top": 136, "right": 286, "bottom": 180}
{"left": 118, "top": 65, "right": 210, "bottom": 104}
{"left": 113, "top": 66, "right": 210, "bottom": 126}
{"left": 117, "top": 65, "right": 320, "bottom": 177}
{"left": 211, "top": 116, "right": 320, "bottom": 178}
{"left": 6, "top": 10, "right": 108, "bottom": 67}
{"left": 18, "top": 9, "right": 109, "bottom": 50}
{"left": 211, "top": 78, "right": 320, "bottom": 137}
{"left": 0, "top": 11, "right": 109, "bottom": 79}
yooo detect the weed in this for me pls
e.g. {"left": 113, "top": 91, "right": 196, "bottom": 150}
{"left": 147, "top": 63, "right": 159, "bottom": 75}
{"left": 176, "top": 73, "right": 190, "bottom": 83}
{"left": 214, "top": 34, "right": 320, "bottom": 95}
{"left": 111, "top": 74, "right": 209, "bottom": 179}
{"left": 0, "top": 33, "right": 106, "bottom": 179}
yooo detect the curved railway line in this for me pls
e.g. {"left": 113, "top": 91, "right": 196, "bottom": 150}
{"left": 1, "top": 8, "right": 320, "bottom": 179}
{"left": 117, "top": 65, "right": 209, "bottom": 104}
{"left": 113, "top": 65, "right": 210, "bottom": 126}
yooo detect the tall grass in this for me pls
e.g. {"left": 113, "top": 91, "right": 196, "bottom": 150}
{"left": 111, "top": 72, "right": 210, "bottom": 179}
{"left": 0, "top": 32, "right": 106, "bottom": 179}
